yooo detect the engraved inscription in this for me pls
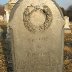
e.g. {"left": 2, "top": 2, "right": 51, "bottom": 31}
{"left": 16, "top": 51, "right": 60, "bottom": 72}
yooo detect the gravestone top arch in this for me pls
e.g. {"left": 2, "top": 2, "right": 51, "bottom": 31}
{"left": 9, "top": 0, "right": 64, "bottom": 72}
{"left": 9, "top": 0, "right": 64, "bottom": 21}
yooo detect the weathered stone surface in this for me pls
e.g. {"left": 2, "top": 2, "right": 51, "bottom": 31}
{"left": 9, "top": 0, "right": 64, "bottom": 72}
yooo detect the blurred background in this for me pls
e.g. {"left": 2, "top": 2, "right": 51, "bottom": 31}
{"left": 0, "top": 0, "right": 72, "bottom": 72}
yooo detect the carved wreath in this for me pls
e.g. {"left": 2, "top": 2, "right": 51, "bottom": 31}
{"left": 23, "top": 5, "right": 52, "bottom": 33}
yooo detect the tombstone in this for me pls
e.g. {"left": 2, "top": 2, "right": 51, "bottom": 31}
{"left": 9, "top": 0, "right": 64, "bottom": 72}
{"left": 64, "top": 16, "right": 71, "bottom": 33}
{"left": 64, "top": 16, "right": 70, "bottom": 29}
